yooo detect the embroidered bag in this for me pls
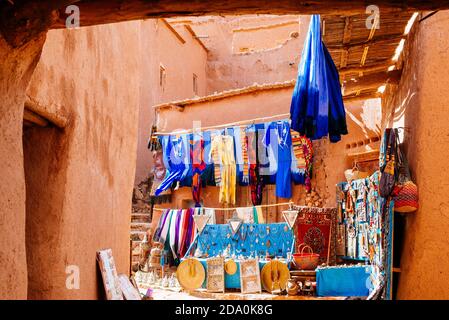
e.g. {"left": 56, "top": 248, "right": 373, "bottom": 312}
{"left": 379, "top": 129, "right": 397, "bottom": 198}
{"left": 392, "top": 132, "right": 419, "bottom": 213}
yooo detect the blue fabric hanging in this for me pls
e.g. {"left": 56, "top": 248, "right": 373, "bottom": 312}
{"left": 290, "top": 15, "right": 347, "bottom": 142}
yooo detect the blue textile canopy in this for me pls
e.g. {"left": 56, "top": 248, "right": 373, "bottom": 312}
{"left": 290, "top": 15, "right": 348, "bottom": 143}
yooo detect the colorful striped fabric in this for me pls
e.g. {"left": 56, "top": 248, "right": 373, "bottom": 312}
{"left": 241, "top": 130, "right": 249, "bottom": 183}
{"left": 210, "top": 133, "right": 222, "bottom": 186}
{"left": 291, "top": 130, "right": 313, "bottom": 173}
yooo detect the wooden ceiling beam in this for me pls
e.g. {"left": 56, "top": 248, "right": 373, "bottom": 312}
{"left": 339, "top": 16, "right": 353, "bottom": 69}
{"left": 327, "top": 34, "right": 405, "bottom": 51}
{"left": 343, "top": 92, "right": 382, "bottom": 103}
{"left": 339, "top": 63, "right": 391, "bottom": 75}
{"left": 343, "top": 69, "right": 402, "bottom": 96}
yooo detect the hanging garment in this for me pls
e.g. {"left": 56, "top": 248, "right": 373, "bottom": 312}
{"left": 323, "top": 44, "right": 348, "bottom": 142}
{"left": 180, "top": 208, "right": 195, "bottom": 257}
{"left": 169, "top": 209, "right": 180, "bottom": 259}
{"left": 149, "top": 150, "right": 172, "bottom": 204}
{"left": 246, "top": 124, "right": 264, "bottom": 205}
{"left": 176, "top": 210, "right": 187, "bottom": 258}
{"left": 191, "top": 133, "right": 206, "bottom": 207}
{"left": 290, "top": 14, "right": 347, "bottom": 142}
{"left": 158, "top": 209, "right": 173, "bottom": 244}
{"left": 263, "top": 121, "right": 292, "bottom": 199}
{"left": 210, "top": 131, "right": 223, "bottom": 186}
{"left": 231, "top": 126, "right": 249, "bottom": 185}
{"left": 211, "top": 134, "right": 237, "bottom": 205}
{"left": 155, "top": 135, "right": 190, "bottom": 196}
{"left": 155, "top": 209, "right": 170, "bottom": 242}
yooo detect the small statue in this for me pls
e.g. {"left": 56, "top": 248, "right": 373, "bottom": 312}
{"left": 161, "top": 275, "right": 169, "bottom": 287}
{"left": 148, "top": 271, "right": 155, "bottom": 285}
{"left": 168, "top": 274, "right": 176, "bottom": 288}
{"left": 287, "top": 279, "right": 299, "bottom": 296}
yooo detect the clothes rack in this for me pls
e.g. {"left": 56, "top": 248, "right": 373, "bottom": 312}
{"left": 152, "top": 201, "right": 294, "bottom": 211}
{"left": 152, "top": 203, "right": 336, "bottom": 212}
{"left": 153, "top": 113, "right": 290, "bottom": 136}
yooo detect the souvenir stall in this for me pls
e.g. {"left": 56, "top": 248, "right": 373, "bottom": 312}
{"left": 135, "top": 15, "right": 415, "bottom": 300}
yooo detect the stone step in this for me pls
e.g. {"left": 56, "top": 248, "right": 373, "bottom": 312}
{"left": 131, "top": 222, "right": 152, "bottom": 232}
{"left": 131, "top": 213, "right": 151, "bottom": 223}
{"left": 130, "top": 230, "right": 146, "bottom": 241}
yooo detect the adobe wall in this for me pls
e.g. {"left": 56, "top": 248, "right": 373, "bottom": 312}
{"left": 23, "top": 22, "right": 141, "bottom": 299}
{"left": 382, "top": 10, "right": 449, "bottom": 300}
{"left": 135, "top": 20, "right": 208, "bottom": 184}
{"left": 172, "top": 15, "right": 309, "bottom": 94}
{"left": 154, "top": 88, "right": 381, "bottom": 227}
{"left": 0, "top": 31, "right": 47, "bottom": 300}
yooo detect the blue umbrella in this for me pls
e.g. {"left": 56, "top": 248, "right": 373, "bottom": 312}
{"left": 290, "top": 15, "right": 348, "bottom": 143}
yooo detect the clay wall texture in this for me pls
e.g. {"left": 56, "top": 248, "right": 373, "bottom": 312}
{"left": 23, "top": 22, "right": 141, "bottom": 299}
{"left": 0, "top": 30, "right": 47, "bottom": 301}
{"left": 135, "top": 19, "right": 208, "bottom": 184}
{"left": 382, "top": 10, "right": 449, "bottom": 300}
{"left": 169, "top": 15, "right": 309, "bottom": 94}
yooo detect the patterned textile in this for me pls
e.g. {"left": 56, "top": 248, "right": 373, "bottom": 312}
{"left": 290, "top": 130, "right": 313, "bottom": 172}
{"left": 295, "top": 207, "right": 337, "bottom": 265}
{"left": 188, "top": 223, "right": 294, "bottom": 258}
{"left": 382, "top": 199, "right": 394, "bottom": 300}
{"left": 337, "top": 171, "right": 394, "bottom": 300}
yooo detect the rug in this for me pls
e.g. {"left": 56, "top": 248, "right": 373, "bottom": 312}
{"left": 294, "top": 207, "right": 337, "bottom": 265}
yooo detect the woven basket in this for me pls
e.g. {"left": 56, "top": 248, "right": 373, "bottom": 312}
{"left": 292, "top": 243, "right": 320, "bottom": 270}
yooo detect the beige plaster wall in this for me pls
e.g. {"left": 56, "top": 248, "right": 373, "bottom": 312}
{"left": 0, "top": 31, "right": 47, "bottom": 300}
{"left": 382, "top": 10, "right": 449, "bottom": 300}
{"left": 171, "top": 15, "right": 309, "bottom": 94}
{"left": 24, "top": 22, "right": 141, "bottom": 299}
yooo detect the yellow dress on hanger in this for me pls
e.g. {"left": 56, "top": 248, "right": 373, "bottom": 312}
{"left": 211, "top": 134, "right": 236, "bottom": 205}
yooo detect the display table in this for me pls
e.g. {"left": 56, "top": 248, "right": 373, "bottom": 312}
{"left": 194, "top": 258, "right": 288, "bottom": 289}
{"left": 182, "top": 223, "right": 294, "bottom": 290}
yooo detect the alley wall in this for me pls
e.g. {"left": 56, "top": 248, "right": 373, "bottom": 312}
{"left": 382, "top": 10, "right": 449, "bottom": 300}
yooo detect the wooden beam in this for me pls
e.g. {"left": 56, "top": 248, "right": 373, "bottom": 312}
{"left": 24, "top": 97, "right": 70, "bottom": 128}
{"left": 343, "top": 92, "right": 382, "bottom": 103}
{"left": 339, "top": 16, "right": 352, "bottom": 69}
{"left": 47, "top": 1, "right": 449, "bottom": 29}
{"left": 23, "top": 108, "right": 49, "bottom": 127}
{"left": 344, "top": 70, "right": 402, "bottom": 96}
{"left": 327, "top": 34, "right": 405, "bottom": 51}
{"left": 339, "top": 64, "right": 391, "bottom": 75}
